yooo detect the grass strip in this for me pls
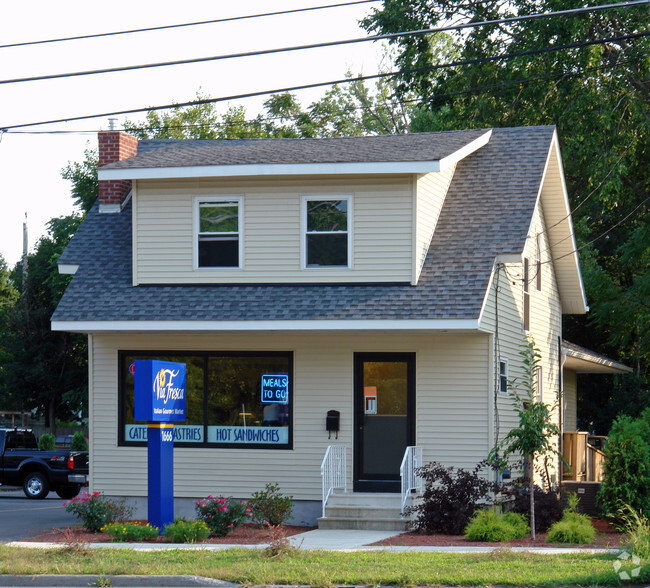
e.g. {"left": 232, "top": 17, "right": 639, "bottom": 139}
{"left": 0, "top": 546, "right": 643, "bottom": 586}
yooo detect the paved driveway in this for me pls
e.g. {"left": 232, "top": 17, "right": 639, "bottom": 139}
{"left": 0, "top": 489, "right": 74, "bottom": 542}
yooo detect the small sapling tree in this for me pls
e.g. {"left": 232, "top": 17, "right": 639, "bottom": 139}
{"left": 489, "top": 338, "right": 562, "bottom": 540}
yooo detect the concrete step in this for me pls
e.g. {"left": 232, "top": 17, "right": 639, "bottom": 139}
{"left": 317, "top": 516, "right": 408, "bottom": 531}
{"left": 324, "top": 505, "right": 403, "bottom": 519}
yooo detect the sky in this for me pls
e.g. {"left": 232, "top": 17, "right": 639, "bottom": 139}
{"left": 0, "top": 0, "right": 384, "bottom": 266}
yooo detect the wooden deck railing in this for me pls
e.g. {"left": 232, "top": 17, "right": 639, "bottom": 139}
{"left": 563, "top": 432, "right": 606, "bottom": 482}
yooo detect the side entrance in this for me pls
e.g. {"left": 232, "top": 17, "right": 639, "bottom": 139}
{"left": 353, "top": 352, "right": 415, "bottom": 492}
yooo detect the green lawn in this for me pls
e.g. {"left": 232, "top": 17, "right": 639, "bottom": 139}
{"left": 0, "top": 546, "right": 646, "bottom": 586}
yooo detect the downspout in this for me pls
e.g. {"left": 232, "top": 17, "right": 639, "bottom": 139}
{"left": 559, "top": 335, "right": 566, "bottom": 483}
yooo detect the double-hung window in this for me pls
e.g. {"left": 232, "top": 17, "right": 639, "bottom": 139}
{"left": 303, "top": 196, "right": 350, "bottom": 268}
{"left": 196, "top": 198, "right": 241, "bottom": 268}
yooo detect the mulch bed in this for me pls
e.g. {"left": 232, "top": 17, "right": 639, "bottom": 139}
{"left": 373, "top": 518, "right": 624, "bottom": 548}
{"left": 23, "top": 522, "right": 315, "bottom": 545}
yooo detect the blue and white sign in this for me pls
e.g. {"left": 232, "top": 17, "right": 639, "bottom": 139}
{"left": 125, "top": 424, "right": 204, "bottom": 443}
{"left": 134, "top": 360, "right": 186, "bottom": 422}
{"left": 208, "top": 426, "right": 289, "bottom": 445}
{"left": 261, "top": 374, "right": 289, "bottom": 404}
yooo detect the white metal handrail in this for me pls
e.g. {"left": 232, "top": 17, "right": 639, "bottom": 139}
{"left": 400, "top": 445, "right": 423, "bottom": 515}
{"left": 321, "top": 444, "right": 347, "bottom": 518}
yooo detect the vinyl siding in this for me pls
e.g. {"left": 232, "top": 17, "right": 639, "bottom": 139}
{"left": 414, "top": 166, "right": 456, "bottom": 283}
{"left": 480, "top": 201, "right": 563, "bottom": 482}
{"left": 133, "top": 175, "right": 414, "bottom": 284}
{"left": 88, "top": 331, "right": 490, "bottom": 500}
{"left": 563, "top": 370, "right": 578, "bottom": 432}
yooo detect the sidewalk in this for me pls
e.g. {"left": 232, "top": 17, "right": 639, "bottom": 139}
{"left": 7, "top": 527, "right": 617, "bottom": 553}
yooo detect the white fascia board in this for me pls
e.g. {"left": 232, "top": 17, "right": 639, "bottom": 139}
{"left": 99, "top": 160, "right": 442, "bottom": 181}
{"left": 438, "top": 130, "right": 492, "bottom": 170}
{"left": 57, "top": 264, "right": 79, "bottom": 275}
{"left": 52, "top": 318, "right": 479, "bottom": 334}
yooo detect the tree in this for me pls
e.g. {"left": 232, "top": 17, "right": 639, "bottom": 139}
{"left": 489, "top": 339, "right": 561, "bottom": 540}
{"left": 61, "top": 149, "right": 98, "bottom": 214}
{"left": 363, "top": 0, "right": 650, "bottom": 428}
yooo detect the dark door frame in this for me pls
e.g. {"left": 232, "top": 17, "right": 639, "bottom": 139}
{"left": 353, "top": 352, "right": 416, "bottom": 492}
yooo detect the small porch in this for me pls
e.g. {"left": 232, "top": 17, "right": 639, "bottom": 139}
{"left": 562, "top": 431, "right": 606, "bottom": 483}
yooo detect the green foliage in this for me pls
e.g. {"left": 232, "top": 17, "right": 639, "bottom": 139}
{"left": 248, "top": 483, "right": 294, "bottom": 527}
{"left": 64, "top": 491, "right": 134, "bottom": 533}
{"left": 464, "top": 510, "right": 530, "bottom": 542}
{"left": 101, "top": 521, "right": 159, "bottom": 542}
{"left": 407, "top": 460, "right": 498, "bottom": 535}
{"left": 546, "top": 512, "right": 596, "bottom": 545}
{"left": 195, "top": 495, "right": 251, "bottom": 537}
{"left": 596, "top": 414, "right": 650, "bottom": 517}
{"left": 61, "top": 149, "right": 98, "bottom": 213}
{"left": 617, "top": 504, "right": 650, "bottom": 559}
{"left": 505, "top": 482, "right": 567, "bottom": 533}
{"left": 70, "top": 431, "right": 88, "bottom": 452}
{"left": 163, "top": 518, "right": 210, "bottom": 543}
{"left": 38, "top": 433, "right": 55, "bottom": 451}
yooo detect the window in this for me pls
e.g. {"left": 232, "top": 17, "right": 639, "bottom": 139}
{"left": 537, "top": 365, "right": 543, "bottom": 401}
{"left": 523, "top": 258, "right": 530, "bottom": 331}
{"left": 499, "top": 359, "right": 508, "bottom": 394}
{"left": 196, "top": 198, "right": 240, "bottom": 268}
{"left": 120, "top": 351, "right": 292, "bottom": 449}
{"left": 304, "top": 197, "right": 350, "bottom": 267}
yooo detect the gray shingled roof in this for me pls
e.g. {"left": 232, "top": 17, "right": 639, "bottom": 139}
{"left": 53, "top": 126, "right": 555, "bottom": 325}
{"left": 103, "top": 129, "right": 490, "bottom": 170}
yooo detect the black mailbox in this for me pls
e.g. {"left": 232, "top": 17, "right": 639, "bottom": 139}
{"left": 326, "top": 410, "right": 340, "bottom": 439}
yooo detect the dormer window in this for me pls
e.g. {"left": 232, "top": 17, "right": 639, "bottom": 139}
{"left": 196, "top": 198, "right": 241, "bottom": 268}
{"left": 303, "top": 196, "right": 351, "bottom": 268}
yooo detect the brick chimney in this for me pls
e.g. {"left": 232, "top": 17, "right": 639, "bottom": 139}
{"left": 98, "top": 131, "right": 138, "bottom": 213}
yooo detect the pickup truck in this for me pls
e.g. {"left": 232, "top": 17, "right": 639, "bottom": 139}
{"left": 0, "top": 428, "right": 89, "bottom": 499}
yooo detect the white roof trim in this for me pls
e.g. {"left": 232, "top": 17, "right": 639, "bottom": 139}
{"left": 439, "top": 130, "right": 492, "bottom": 170}
{"left": 57, "top": 264, "right": 79, "bottom": 275}
{"left": 52, "top": 318, "right": 480, "bottom": 334}
{"left": 99, "top": 161, "right": 443, "bottom": 180}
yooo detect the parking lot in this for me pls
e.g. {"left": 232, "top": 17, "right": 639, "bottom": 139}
{"left": 0, "top": 489, "right": 73, "bottom": 542}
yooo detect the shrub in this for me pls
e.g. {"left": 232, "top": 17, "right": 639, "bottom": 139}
{"left": 406, "top": 461, "right": 498, "bottom": 535}
{"left": 163, "top": 518, "right": 210, "bottom": 543}
{"left": 101, "top": 521, "right": 159, "bottom": 542}
{"left": 617, "top": 504, "right": 650, "bottom": 559}
{"left": 504, "top": 480, "right": 566, "bottom": 533}
{"left": 70, "top": 432, "right": 88, "bottom": 451}
{"left": 195, "top": 495, "right": 251, "bottom": 537}
{"left": 64, "top": 491, "right": 134, "bottom": 533}
{"left": 464, "top": 510, "right": 530, "bottom": 542}
{"left": 248, "top": 483, "right": 294, "bottom": 526}
{"left": 38, "top": 433, "right": 55, "bottom": 451}
{"left": 546, "top": 511, "right": 595, "bottom": 544}
{"left": 597, "top": 415, "right": 650, "bottom": 518}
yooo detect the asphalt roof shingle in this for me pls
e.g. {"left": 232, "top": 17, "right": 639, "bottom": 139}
{"left": 53, "top": 126, "right": 555, "bottom": 325}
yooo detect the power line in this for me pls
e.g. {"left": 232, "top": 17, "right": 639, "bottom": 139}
{"left": 0, "top": 1, "right": 381, "bottom": 50}
{"left": 2, "top": 1, "right": 647, "bottom": 86}
{"left": 3, "top": 31, "right": 648, "bottom": 131}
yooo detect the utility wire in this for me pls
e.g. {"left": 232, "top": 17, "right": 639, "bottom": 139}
{"left": 3, "top": 31, "right": 648, "bottom": 130}
{"left": 2, "top": 1, "right": 647, "bottom": 86}
{"left": 0, "top": 1, "right": 381, "bottom": 49}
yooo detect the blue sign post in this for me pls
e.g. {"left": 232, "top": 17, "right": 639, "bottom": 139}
{"left": 134, "top": 360, "right": 186, "bottom": 532}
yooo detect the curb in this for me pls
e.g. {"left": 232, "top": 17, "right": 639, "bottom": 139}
{"left": 0, "top": 575, "right": 236, "bottom": 587}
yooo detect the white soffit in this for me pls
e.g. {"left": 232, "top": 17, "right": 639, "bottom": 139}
{"left": 57, "top": 264, "right": 79, "bottom": 275}
{"left": 52, "top": 319, "right": 480, "bottom": 334}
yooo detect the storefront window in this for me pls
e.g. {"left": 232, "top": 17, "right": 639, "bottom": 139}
{"left": 119, "top": 351, "right": 292, "bottom": 449}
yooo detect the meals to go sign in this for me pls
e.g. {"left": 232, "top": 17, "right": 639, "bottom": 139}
{"left": 261, "top": 374, "right": 289, "bottom": 404}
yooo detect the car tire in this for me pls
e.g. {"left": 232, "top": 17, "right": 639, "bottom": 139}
{"left": 22, "top": 472, "right": 50, "bottom": 499}
{"left": 55, "top": 485, "right": 81, "bottom": 500}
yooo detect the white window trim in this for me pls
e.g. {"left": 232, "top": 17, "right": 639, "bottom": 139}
{"left": 301, "top": 195, "right": 353, "bottom": 270}
{"left": 499, "top": 358, "right": 509, "bottom": 394}
{"left": 193, "top": 196, "right": 243, "bottom": 270}
{"left": 537, "top": 365, "right": 543, "bottom": 401}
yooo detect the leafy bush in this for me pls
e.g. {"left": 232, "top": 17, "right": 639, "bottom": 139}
{"left": 38, "top": 433, "right": 55, "bottom": 451}
{"left": 195, "top": 495, "right": 251, "bottom": 537}
{"left": 597, "top": 415, "right": 650, "bottom": 518}
{"left": 504, "top": 480, "right": 566, "bottom": 533}
{"left": 70, "top": 432, "right": 88, "bottom": 451}
{"left": 407, "top": 461, "right": 497, "bottom": 535}
{"left": 163, "top": 518, "right": 210, "bottom": 543}
{"left": 464, "top": 510, "right": 530, "bottom": 542}
{"left": 248, "top": 483, "right": 294, "bottom": 526}
{"left": 101, "top": 521, "right": 159, "bottom": 542}
{"left": 64, "top": 491, "right": 134, "bottom": 533}
{"left": 546, "top": 511, "right": 595, "bottom": 544}
{"left": 617, "top": 504, "right": 650, "bottom": 559}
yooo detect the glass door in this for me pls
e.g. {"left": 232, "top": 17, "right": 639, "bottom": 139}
{"left": 354, "top": 353, "right": 415, "bottom": 492}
